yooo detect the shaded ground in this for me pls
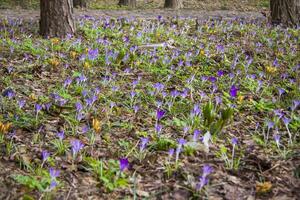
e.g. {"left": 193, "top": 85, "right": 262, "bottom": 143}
{"left": 0, "top": 0, "right": 269, "bottom": 11}
{"left": 0, "top": 9, "right": 265, "bottom": 21}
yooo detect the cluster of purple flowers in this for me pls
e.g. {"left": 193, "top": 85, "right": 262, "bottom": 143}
{"left": 71, "top": 139, "right": 84, "bottom": 158}
{"left": 197, "top": 164, "right": 213, "bottom": 191}
{"left": 49, "top": 168, "right": 60, "bottom": 190}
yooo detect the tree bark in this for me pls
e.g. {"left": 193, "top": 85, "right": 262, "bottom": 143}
{"left": 40, "top": 0, "right": 76, "bottom": 38}
{"left": 270, "top": 0, "right": 300, "bottom": 27}
{"left": 118, "top": 0, "right": 136, "bottom": 8}
{"left": 74, "top": 0, "right": 87, "bottom": 8}
{"left": 164, "top": 0, "right": 183, "bottom": 9}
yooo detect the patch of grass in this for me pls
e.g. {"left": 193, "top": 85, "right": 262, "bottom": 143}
{"left": 257, "top": 0, "right": 269, "bottom": 8}
{"left": 0, "top": 0, "right": 39, "bottom": 9}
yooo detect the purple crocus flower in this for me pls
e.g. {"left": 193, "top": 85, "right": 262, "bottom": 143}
{"left": 58, "top": 98, "right": 68, "bottom": 106}
{"left": 281, "top": 73, "right": 288, "bottom": 79}
{"left": 132, "top": 80, "right": 139, "bottom": 88}
{"left": 85, "top": 97, "right": 94, "bottom": 107}
{"left": 57, "top": 130, "right": 65, "bottom": 140}
{"left": 265, "top": 120, "right": 275, "bottom": 142}
{"left": 197, "top": 164, "right": 213, "bottom": 191}
{"left": 45, "top": 102, "right": 52, "bottom": 111}
{"left": 139, "top": 137, "right": 149, "bottom": 151}
{"left": 175, "top": 138, "right": 186, "bottom": 160}
{"left": 181, "top": 89, "right": 189, "bottom": 98}
{"left": 119, "top": 158, "right": 129, "bottom": 172}
{"left": 35, "top": 104, "right": 42, "bottom": 114}
{"left": 217, "top": 70, "right": 225, "bottom": 77}
{"left": 18, "top": 99, "right": 26, "bottom": 109}
{"left": 168, "top": 148, "right": 174, "bottom": 157}
{"left": 63, "top": 77, "right": 72, "bottom": 88}
{"left": 273, "top": 134, "right": 280, "bottom": 144}
{"left": 274, "top": 109, "right": 284, "bottom": 119}
{"left": 212, "top": 84, "right": 218, "bottom": 93}
{"left": 76, "top": 112, "right": 85, "bottom": 121}
{"left": 153, "top": 83, "right": 164, "bottom": 92}
{"left": 7, "top": 66, "right": 14, "bottom": 74}
{"left": 110, "top": 102, "right": 116, "bottom": 109}
{"left": 49, "top": 168, "right": 60, "bottom": 179}
{"left": 123, "top": 36, "right": 129, "bottom": 43}
{"left": 215, "top": 96, "right": 222, "bottom": 105}
{"left": 2, "top": 88, "right": 15, "bottom": 99}
{"left": 216, "top": 44, "right": 224, "bottom": 53}
{"left": 92, "top": 94, "right": 98, "bottom": 103}
{"left": 178, "top": 60, "right": 184, "bottom": 67}
{"left": 267, "top": 121, "right": 275, "bottom": 129}
{"left": 250, "top": 74, "right": 257, "bottom": 79}
{"left": 75, "top": 102, "right": 83, "bottom": 112}
{"left": 273, "top": 58, "right": 279, "bottom": 67}
{"left": 156, "top": 109, "right": 165, "bottom": 121}
{"left": 282, "top": 117, "right": 291, "bottom": 125}
{"left": 133, "top": 105, "right": 139, "bottom": 113}
{"left": 42, "top": 150, "right": 50, "bottom": 162}
{"left": 199, "top": 91, "right": 206, "bottom": 100}
{"left": 81, "top": 90, "right": 88, "bottom": 97}
{"left": 110, "top": 85, "right": 118, "bottom": 91}
{"left": 278, "top": 88, "right": 285, "bottom": 97}
{"left": 88, "top": 48, "right": 99, "bottom": 61}
{"left": 79, "top": 74, "right": 87, "bottom": 83}
{"left": 246, "top": 57, "right": 253, "bottom": 68}
{"left": 71, "top": 139, "right": 84, "bottom": 156}
{"left": 183, "top": 126, "right": 190, "bottom": 135}
{"left": 231, "top": 137, "right": 238, "bottom": 145}
{"left": 93, "top": 87, "right": 101, "bottom": 95}
{"left": 229, "top": 85, "right": 238, "bottom": 98}
{"left": 156, "top": 101, "right": 163, "bottom": 108}
{"left": 178, "top": 138, "right": 186, "bottom": 146}
{"left": 51, "top": 93, "right": 61, "bottom": 102}
{"left": 155, "top": 123, "right": 163, "bottom": 134}
{"left": 197, "top": 176, "right": 209, "bottom": 190}
{"left": 202, "top": 164, "right": 213, "bottom": 177}
{"left": 130, "top": 91, "right": 136, "bottom": 99}
{"left": 185, "top": 61, "right": 191, "bottom": 67}
{"left": 208, "top": 76, "right": 217, "bottom": 83}
{"left": 193, "top": 130, "right": 201, "bottom": 142}
{"left": 170, "top": 90, "right": 180, "bottom": 98}
{"left": 201, "top": 76, "right": 208, "bottom": 82}
{"left": 76, "top": 74, "right": 87, "bottom": 84}
{"left": 191, "top": 104, "right": 201, "bottom": 117}
{"left": 50, "top": 180, "right": 58, "bottom": 190}
{"left": 82, "top": 125, "right": 89, "bottom": 134}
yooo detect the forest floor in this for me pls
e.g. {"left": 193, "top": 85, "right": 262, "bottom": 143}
{"left": 0, "top": 0, "right": 270, "bottom": 11}
{"left": 0, "top": 6, "right": 299, "bottom": 200}
{"left": 0, "top": 9, "right": 266, "bottom": 21}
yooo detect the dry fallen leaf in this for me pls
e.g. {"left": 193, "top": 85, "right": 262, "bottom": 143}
{"left": 256, "top": 181, "right": 272, "bottom": 193}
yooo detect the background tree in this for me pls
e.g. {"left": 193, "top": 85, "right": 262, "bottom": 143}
{"left": 164, "top": 0, "right": 183, "bottom": 9}
{"left": 118, "top": 0, "right": 136, "bottom": 8}
{"left": 270, "top": 0, "right": 300, "bottom": 27}
{"left": 40, "top": 0, "right": 76, "bottom": 38}
{"left": 74, "top": 0, "right": 87, "bottom": 8}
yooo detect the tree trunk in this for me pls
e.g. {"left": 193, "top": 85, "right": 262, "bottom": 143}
{"left": 118, "top": 0, "right": 136, "bottom": 8}
{"left": 40, "top": 0, "right": 76, "bottom": 38}
{"left": 74, "top": 0, "right": 87, "bottom": 8}
{"left": 164, "top": 0, "right": 183, "bottom": 9}
{"left": 270, "top": 0, "right": 300, "bottom": 27}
